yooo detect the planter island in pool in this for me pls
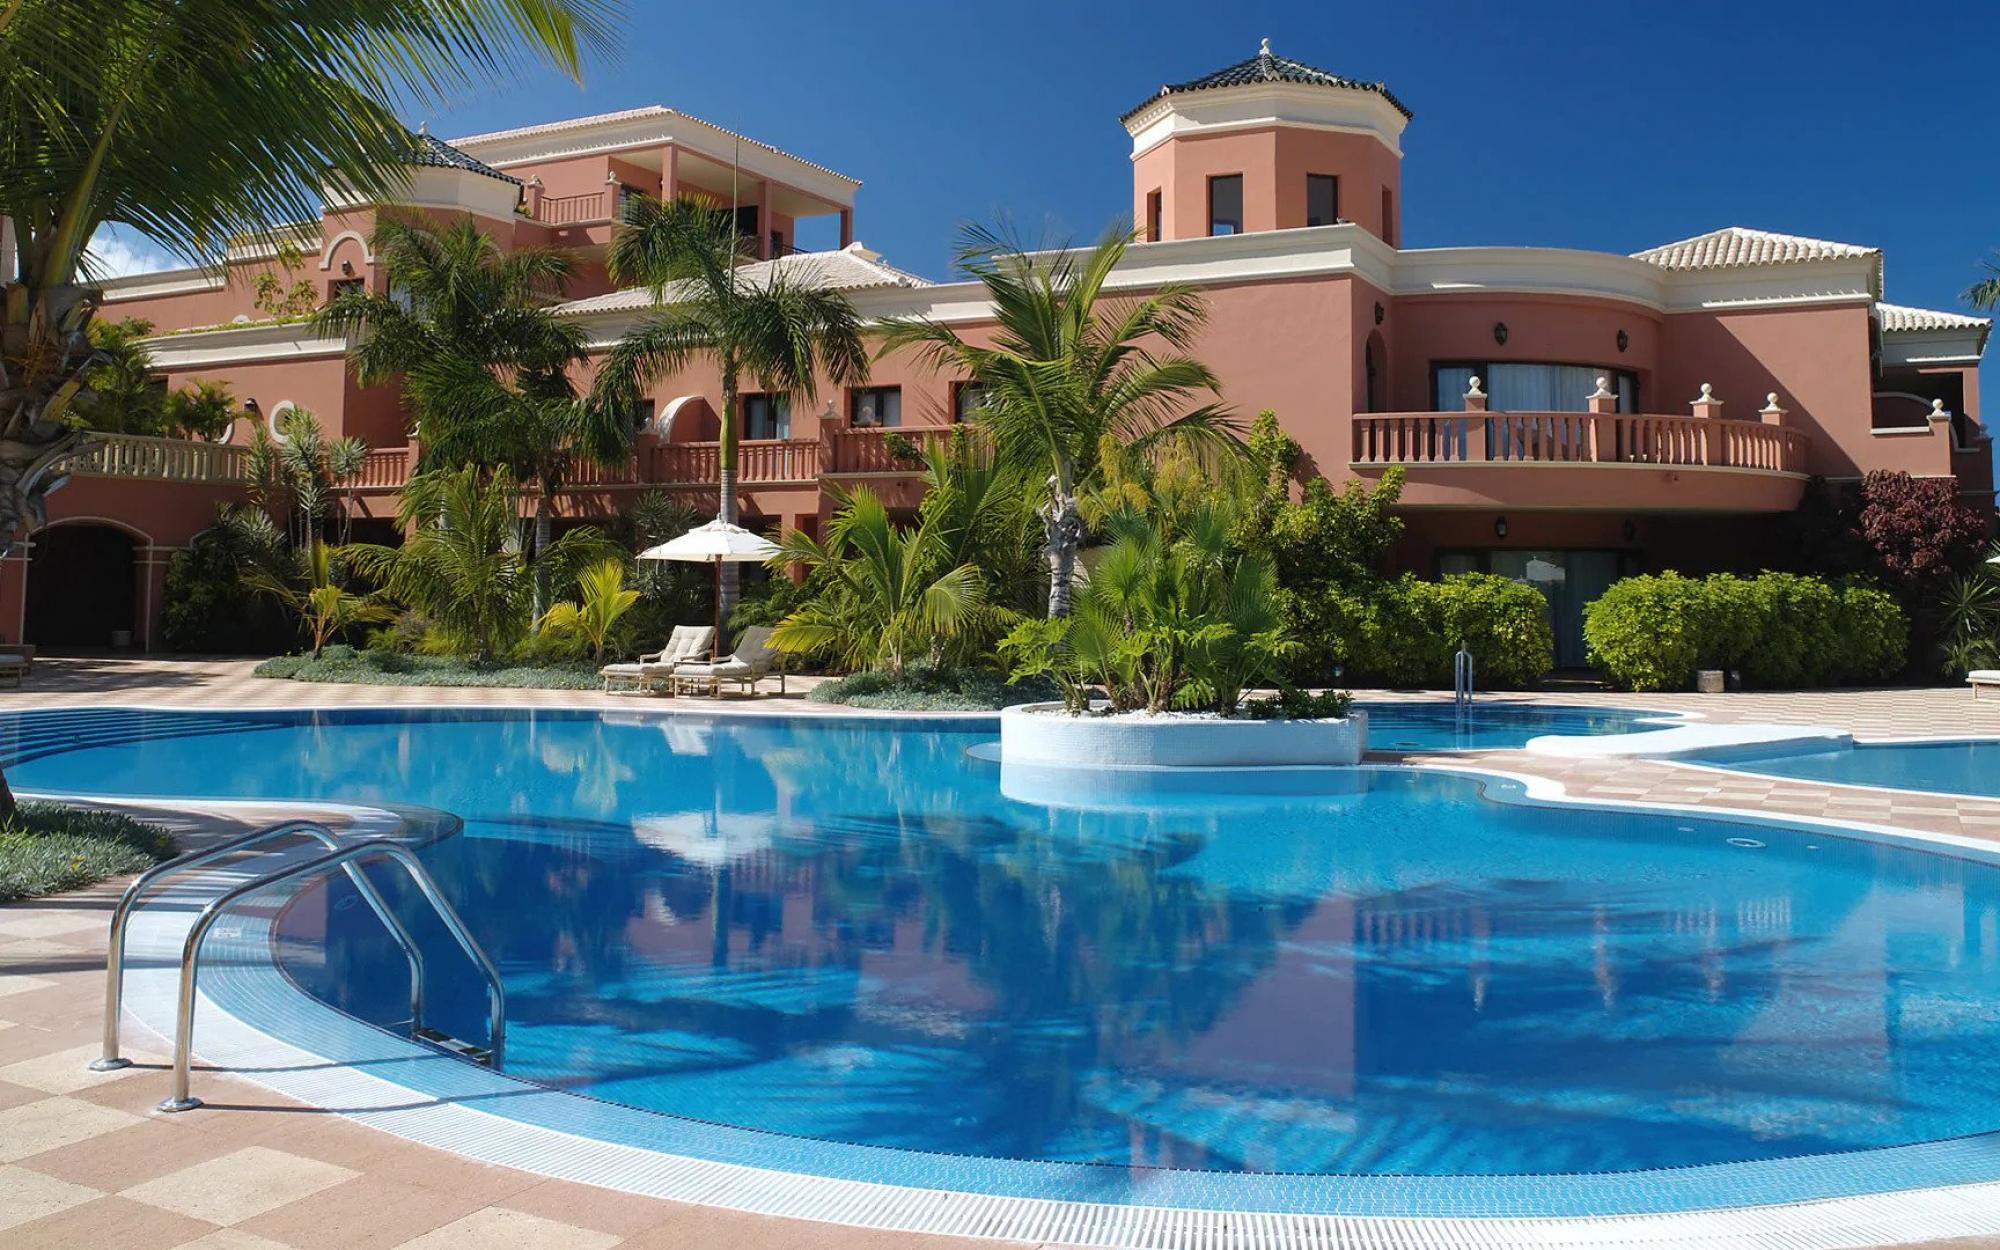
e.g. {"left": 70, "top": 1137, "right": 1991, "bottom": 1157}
{"left": 998, "top": 702, "right": 1369, "bottom": 770}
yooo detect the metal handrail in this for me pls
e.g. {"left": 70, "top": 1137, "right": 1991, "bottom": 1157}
{"left": 94, "top": 820, "right": 422, "bottom": 1072}
{"left": 159, "top": 841, "right": 505, "bottom": 1112}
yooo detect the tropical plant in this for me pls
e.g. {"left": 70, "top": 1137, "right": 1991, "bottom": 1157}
{"left": 1852, "top": 470, "right": 1990, "bottom": 588}
{"left": 316, "top": 213, "right": 625, "bottom": 612}
{"left": 765, "top": 487, "right": 1001, "bottom": 676}
{"left": 246, "top": 538, "right": 392, "bottom": 658}
{"left": 77, "top": 318, "right": 163, "bottom": 434}
{"left": 162, "top": 380, "right": 240, "bottom": 443}
{"left": 536, "top": 558, "right": 639, "bottom": 661}
{"left": 347, "top": 464, "right": 614, "bottom": 662}
{"left": 251, "top": 241, "right": 321, "bottom": 319}
{"left": 1966, "top": 251, "right": 2000, "bottom": 312}
{"left": 1939, "top": 552, "right": 2000, "bottom": 676}
{"left": 999, "top": 503, "right": 1293, "bottom": 715}
{"left": 160, "top": 504, "right": 293, "bottom": 652}
{"left": 0, "top": 0, "right": 618, "bottom": 820}
{"left": 881, "top": 220, "right": 1239, "bottom": 617}
{"left": 243, "top": 407, "right": 367, "bottom": 547}
{"left": 592, "top": 194, "right": 871, "bottom": 620}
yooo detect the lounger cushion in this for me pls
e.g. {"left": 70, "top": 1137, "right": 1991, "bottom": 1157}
{"left": 1968, "top": 670, "right": 2000, "bottom": 683}
{"left": 676, "top": 660, "right": 757, "bottom": 679}
{"left": 600, "top": 663, "right": 645, "bottom": 677}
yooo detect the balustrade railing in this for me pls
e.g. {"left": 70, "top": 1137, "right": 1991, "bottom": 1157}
{"left": 532, "top": 190, "right": 609, "bottom": 225}
{"left": 60, "top": 434, "right": 246, "bottom": 483}
{"left": 826, "top": 426, "right": 957, "bottom": 474}
{"left": 1351, "top": 412, "right": 1808, "bottom": 474}
{"left": 651, "top": 438, "right": 820, "bottom": 484}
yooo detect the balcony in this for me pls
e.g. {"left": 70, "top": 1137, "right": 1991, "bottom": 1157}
{"left": 1350, "top": 411, "right": 1811, "bottom": 512}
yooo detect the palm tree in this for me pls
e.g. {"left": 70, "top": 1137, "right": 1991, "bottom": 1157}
{"left": 1967, "top": 252, "right": 2000, "bottom": 313}
{"left": 0, "top": 0, "right": 617, "bottom": 819}
{"left": 591, "top": 194, "right": 870, "bottom": 622}
{"left": 880, "top": 220, "right": 1238, "bottom": 617}
{"left": 536, "top": 558, "right": 640, "bottom": 661}
{"left": 319, "top": 214, "right": 626, "bottom": 614}
{"left": 246, "top": 539, "right": 392, "bottom": 659}
{"left": 243, "top": 407, "right": 366, "bottom": 549}
{"left": 764, "top": 487, "right": 997, "bottom": 677}
{"left": 347, "top": 464, "right": 613, "bottom": 662}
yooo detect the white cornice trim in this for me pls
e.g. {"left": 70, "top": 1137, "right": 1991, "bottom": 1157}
{"left": 1881, "top": 326, "right": 1990, "bottom": 368}
{"left": 141, "top": 323, "right": 348, "bottom": 369}
{"left": 99, "top": 268, "right": 224, "bottom": 302}
{"left": 1125, "top": 82, "right": 1408, "bottom": 160}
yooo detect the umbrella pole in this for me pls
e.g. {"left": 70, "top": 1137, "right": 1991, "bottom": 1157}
{"left": 711, "top": 558, "right": 722, "bottom": 660}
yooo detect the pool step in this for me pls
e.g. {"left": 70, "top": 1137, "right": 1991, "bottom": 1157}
{"left": 412, "top": 1025, "right": 495, "bottom": 1067}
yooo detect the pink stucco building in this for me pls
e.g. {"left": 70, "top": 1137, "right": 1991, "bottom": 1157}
{"left": 11, "top": 42, "right": 1990, "bottom": 665}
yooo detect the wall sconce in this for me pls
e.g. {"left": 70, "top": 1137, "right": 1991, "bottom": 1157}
{"left": 1374, "top": 302, "right": 1385, "bottom": 325}
{"left": 1493, "top": 321, "right": 1509, "bottom": 346}
{"left": 1494, "top": 515, "right": 1509, "bottom": 539}
{"left": 1616, "top": 329, "right": 1629, "bottom": 353}
{"left": 1621, "top": 518, "right": 1637, "bottom": 542}
{"left": 242, "top": 398, "right": 260, "bottom": 414}
{"left": 340, "top": 260, "right": 354, "bottom": 276}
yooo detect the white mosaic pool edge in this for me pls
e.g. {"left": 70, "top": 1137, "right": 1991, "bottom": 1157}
{"left": 76, "top": 776, "right": 2000, "bottom": 1250}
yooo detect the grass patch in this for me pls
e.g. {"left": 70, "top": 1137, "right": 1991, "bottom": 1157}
{"left": 0, "top": 803, "right": 178, "bottom": 904}
{"left": 255, "top": 645, "right": 601, "bottom": 690}
{"left": 809, "top": 667, "right": 1060, "bottom": 712}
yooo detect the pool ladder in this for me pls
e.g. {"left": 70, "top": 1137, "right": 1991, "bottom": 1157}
{"left": 1454, "top": 644, "right": 1475, "bottom": 707}
{"left": 91, "top": 819, "right": 506, "bottom": 1113}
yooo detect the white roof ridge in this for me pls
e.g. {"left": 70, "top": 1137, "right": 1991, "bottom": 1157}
{"left": 447, "top": 105, "right": 860, "bottom": 187}
{"left": 554, "top": 244, "right": 932, "bottom": 317}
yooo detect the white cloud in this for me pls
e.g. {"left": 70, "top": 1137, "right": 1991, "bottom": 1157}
{"left": 84, "top": 226, "right": 171, "bottom": 279}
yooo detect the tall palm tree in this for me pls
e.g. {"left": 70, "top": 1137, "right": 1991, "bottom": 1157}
{"left": 880, "top": 221, "right": 1238, "bottom": 617}
{"left": 318, "top": 213, "right": 626, "bottom": 615}
{"left": 591, "top": 194, "right": 870, "bottom": 621}
{"left": 0, "top": 0, "right": 618, "bottom": 819}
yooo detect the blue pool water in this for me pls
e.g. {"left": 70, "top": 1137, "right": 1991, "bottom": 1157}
{"left": 1358, "top": 700, "right": 1672, "bottom": 751}
{"left": 9, "top": 706, "right": 2000, "bottom": 1194}
{"left": 1711, "top": 738, "right": 2000, "bottom": 800}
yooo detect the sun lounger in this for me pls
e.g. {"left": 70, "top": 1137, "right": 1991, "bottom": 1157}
{"left": 600, "top": 625, "right": 715, "bottom": 693}
{"left": 670, "top": 625, "right": 787, "bottom": 698}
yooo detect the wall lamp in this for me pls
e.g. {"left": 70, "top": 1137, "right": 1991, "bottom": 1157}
{"left": 341, "top": 260, "right": 355, "bottom": 276}
{"left": 1622, "top": 518, "right": 1638, "bottom": 542}
{"left": 1374, "top": 302, "right": 1385, "bottom": 325}
{"left": 1494, "top": 515, "right": 1509, "bottom": 539}
{"left": 1493, "top": 321, "right": 1509, "bottom": 346}
{"left": 1616, "top": 328, "right": 1629, "bottom": 353}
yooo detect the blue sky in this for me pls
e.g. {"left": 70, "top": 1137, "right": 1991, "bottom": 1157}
{"left": 101, "top": 0, "right": 2000, "bottom": 403}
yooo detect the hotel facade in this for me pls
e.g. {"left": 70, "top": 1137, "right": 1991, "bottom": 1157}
{"left": 14, "top": 42, "right": 1991, "bottom": 667}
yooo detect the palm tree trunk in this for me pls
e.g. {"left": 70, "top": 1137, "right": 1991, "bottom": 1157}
{"left": 1041, "top": 485, "right": 1084, "bottom": 618}
{"left": 717, "top": 362, "right": 741, "bottom": 631}
{"left": 531, "top": 492, "right": 552, "bottom": 623}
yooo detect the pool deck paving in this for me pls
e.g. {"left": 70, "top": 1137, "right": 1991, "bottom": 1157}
{"left": 2, "top": 656, "right": 2000, "bottom": 1249}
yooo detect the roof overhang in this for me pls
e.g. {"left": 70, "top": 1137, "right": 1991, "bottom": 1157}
{"left": 1880, "top": 325, "right": 1990, "bottom": 368}
{"left": 1125, "top": 82, "right": 1409, "bottom": 160}
{"left": 450, "top": 107, "right": 860, "bottom": 210}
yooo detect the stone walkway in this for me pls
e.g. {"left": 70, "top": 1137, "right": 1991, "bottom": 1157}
{"left": 1, "top": 657, "right": 1998, "bottom": 1249}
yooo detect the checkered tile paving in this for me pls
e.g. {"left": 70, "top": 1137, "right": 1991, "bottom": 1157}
{"left": 2, "top": 657, "right": 1998, "bottom": 1247}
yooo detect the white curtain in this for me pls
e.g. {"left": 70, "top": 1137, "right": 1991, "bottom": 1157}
{"left": 1487, "top": 364, "right": 1603, "bottom": 413}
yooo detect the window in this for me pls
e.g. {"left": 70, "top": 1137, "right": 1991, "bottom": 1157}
{"left": 849, "top": 386, "right": 902, "bottom": 428}
{"left": 628, "top": 398, "right": 656, "bottom": 433}
{"left": 1381, "top": 187, "right": 1396, "bottom": 246}
{"left": 952, "top": 382, "right": 989, "bottom": 423}
{"left": 327, "top": 277, "right": 364, "bottom": 302}
{"left": 1207, "top": 174, "right": 1243, "bottom": 236}
{"left": 1431, "top": 362, "right": 1637, "bottom": 413}
{"left": 1306, "top": 175, "right": 1338, "bottom": 227}
{"left": 1145, "top": 190, "right": 1163, "bottom": 242}
{"left": 742, "top": 393, "right": 789, "bottom": 439}
{"left": 769, "top": 230, "right": 786, "bottom": 258}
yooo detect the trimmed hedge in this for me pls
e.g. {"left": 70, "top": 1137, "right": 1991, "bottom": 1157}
{"left": 1288, "top": 573, "right": 1554, "bottom": 689}
{"left": 1583, "top": 572, "right": 1907, "bottom": 691}
{"left": 809, "top": 666, "right": 1060, "bottom": 711}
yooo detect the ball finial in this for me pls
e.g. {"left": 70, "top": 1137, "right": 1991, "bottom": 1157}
{"left": 1260, "top": 36, "right": 1271, "bottom": 56}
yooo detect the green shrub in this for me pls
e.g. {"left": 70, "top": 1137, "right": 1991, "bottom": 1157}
{"left": 1585, "top": 571, "right": 1909, "bottom": 691}
{"left": 1244, "top": 687, "right": 1355, "bottom": 720}
{"left": 810, "top": 665, "right": 1058, "bottom": 711}
{"left": 1283, "top": 574, "right": 1552, "bottom": 689}
{"left": 0, "top": 804, "right": 177, "bottom": 904}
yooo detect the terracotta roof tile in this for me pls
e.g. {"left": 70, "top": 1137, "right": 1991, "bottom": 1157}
{"left": 558, "top": 243, "right": 930, "bottom": 316}
{"left": 1875, "top": 302, "right": 1991, "bottom": 333}
{"left": 1631, "top": 226, "right": 1876, "bottom": 271}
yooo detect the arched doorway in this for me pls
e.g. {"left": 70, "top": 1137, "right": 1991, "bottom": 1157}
{"left": 1364, "top": 330, "right": 1387, "bottom": 413}
{"left": 25, "top": 523, "right": 139, "bottom": 649}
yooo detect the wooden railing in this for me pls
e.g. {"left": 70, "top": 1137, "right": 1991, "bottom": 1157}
{"left": 1351, "top": 412, "right": 1809, "bottom": 474}
{"left": 532, "top": 190, "right": 609, "bottom": 225}
{"left": 59, "top": 433, "right": 246, "bottom": 483}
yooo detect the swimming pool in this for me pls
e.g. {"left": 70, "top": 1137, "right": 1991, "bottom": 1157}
{"left": 1358, "top": 699, "right": 1675, "bottom": 751}
{"left": 13, "top": 705, "right": 2000, "bottom": 1219}
{"left": 1702, "top": 737, "right": 2000, "bottom": 800}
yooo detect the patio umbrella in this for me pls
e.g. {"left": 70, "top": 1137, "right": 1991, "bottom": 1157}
{"left": 638, "top": 518, "right": 781, "bottom": 659}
